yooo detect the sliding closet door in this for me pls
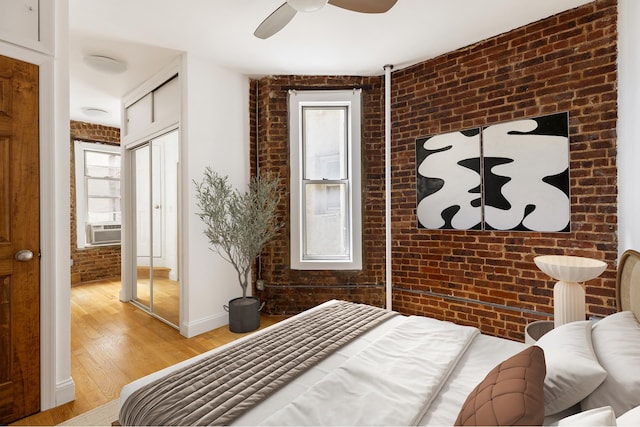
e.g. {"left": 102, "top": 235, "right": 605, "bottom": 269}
{"left": 131, "top": 129, "right": 180, "bottom": 327}
{"left": 149, "top": 131, "right": 179, "bottom": 325}
{"left": 133, "top": 144, "right": 152, "bottom": 310}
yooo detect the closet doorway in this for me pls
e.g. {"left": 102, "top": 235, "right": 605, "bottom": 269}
{"left": 130, "top": 129, "right": 180, "bottom": 327}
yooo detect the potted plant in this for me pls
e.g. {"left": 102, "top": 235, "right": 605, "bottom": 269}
{"left": 194, "top": 167, "right": 281, "bottom": 333}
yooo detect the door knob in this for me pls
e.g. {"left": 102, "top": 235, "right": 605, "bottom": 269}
{"left": 15, "top": 250, "right": 34, "bottom": 262}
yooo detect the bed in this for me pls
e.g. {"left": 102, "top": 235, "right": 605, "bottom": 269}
{"left": 116, "top": 249, "right": 640, "bottom": 426}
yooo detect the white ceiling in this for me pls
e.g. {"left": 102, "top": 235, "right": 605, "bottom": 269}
{"left": 69, "top": 0, "right": 593, "bottom": 128}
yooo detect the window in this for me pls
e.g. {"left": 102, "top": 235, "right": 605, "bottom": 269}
{"left": 74, "top": 141, "right": 121, "bottom": 247}
{"left": 289, "top": 90, "right": 362, "bottom": 270}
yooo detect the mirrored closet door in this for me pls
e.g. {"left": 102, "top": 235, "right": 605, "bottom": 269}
{"left": 130, "top": 129, "right": 180, "bottom": 327}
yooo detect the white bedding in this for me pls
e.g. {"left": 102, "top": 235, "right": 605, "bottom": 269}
{"left": 260, "top": 316, "right": 479, "bottom": 426}
{"left": 418, "top": 333, "right": 526, "bottom": 426}
{"left": 119, "top": 300, "right": 527, "bottom": 426}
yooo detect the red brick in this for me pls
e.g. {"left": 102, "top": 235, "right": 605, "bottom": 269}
{"left": 250, "top": 0, "right": 618, "bottom": 342}
{"left": 70, "top": 121, "right": 122, "bottom": 285}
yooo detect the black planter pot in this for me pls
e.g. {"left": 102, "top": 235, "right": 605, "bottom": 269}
{"left": 226, "top": 296, "right": 261, "bottom": 333}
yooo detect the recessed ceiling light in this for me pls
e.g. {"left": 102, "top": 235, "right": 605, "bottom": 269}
{"left": 83, "top": 54, "right": 127, "bottom": 74}
{"left": 81, "top": 107, "right": 111, "bottom": 118}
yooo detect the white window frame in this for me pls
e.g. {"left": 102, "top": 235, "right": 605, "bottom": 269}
{"left": 289, "top": 89, "right": 363, "bottom": 270}
{"left": 74, "top": 141, "right": 121, "bottom": 248}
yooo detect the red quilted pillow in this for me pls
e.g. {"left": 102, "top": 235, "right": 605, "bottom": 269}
{"left": 455, "top": 346, "right": 546, "bottom": 426}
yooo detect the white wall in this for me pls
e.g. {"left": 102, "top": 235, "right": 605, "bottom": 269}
{"left": 181, "top": 53, "right": 251, "bottom": 337}
{"left": 52, "top": 0, "right": 73, "bottom": 407}
{"left": 617, "top": 0, "right": 640, "bottom": 256}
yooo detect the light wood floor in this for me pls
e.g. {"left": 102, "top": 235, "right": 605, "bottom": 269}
{"left": 11, "top": 279, "right": 286, "bottom": 426}
{"left": 132, "top": 277, "right": 180, "bottom": 326}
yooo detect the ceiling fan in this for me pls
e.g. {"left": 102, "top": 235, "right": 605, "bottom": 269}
{"left": 254, "top": 0, "right": 398, "bottom": 39}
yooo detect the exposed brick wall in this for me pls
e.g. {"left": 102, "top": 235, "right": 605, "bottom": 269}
{"left": 390, "top": 0, "right": 618, "bottom": 340}
{"left": 251, "top": 0, "right": 618, "bottom": 340}
{"left": 70, "top": 121, "right": 122, "bottom": 285}
{"left": 250, "top": 76, "right": 386, "bottom": 314}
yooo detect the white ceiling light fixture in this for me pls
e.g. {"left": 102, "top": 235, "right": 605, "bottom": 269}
{"left": 81, "top": 107, "right": 111, "bottom": 119}
{"left": 288, "top": 0, "right": 328, "bottom": 12}
{"left": 83, "top": 54, "right": 127, "bottom": 74}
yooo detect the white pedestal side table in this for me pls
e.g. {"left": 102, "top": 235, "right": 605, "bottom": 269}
{"left": 534, "top": 255, "right": 607, "bottom": 328}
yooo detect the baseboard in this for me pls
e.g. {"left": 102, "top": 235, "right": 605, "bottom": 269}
{"left": 181, "top": 311, "right": 228, "bottom": 338}
{"left": 55, "top": 377, "right": 76, "bottom": 406}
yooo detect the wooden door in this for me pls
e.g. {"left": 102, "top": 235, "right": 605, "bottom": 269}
{"left": 0, "top": 55, "right": 40, "bottom": 423}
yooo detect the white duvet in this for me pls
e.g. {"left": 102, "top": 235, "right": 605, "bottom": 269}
{"left": 120, "top": 301, "right": 527, "bottom": 426}
{"left": 261, "top": 316, "right": 479, "bottom": 426}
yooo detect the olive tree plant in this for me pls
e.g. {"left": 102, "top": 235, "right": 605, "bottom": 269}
{"left": 194, "top": 167, "right": 281, "bottom": 298}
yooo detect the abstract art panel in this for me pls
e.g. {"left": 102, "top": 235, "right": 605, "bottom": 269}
{"left": 416, "top": 112, "right": 570, "bottom": 232}
{"left": 416, "top": 129, "right": 482, "bottom": 230}
{"left": 483, "top": 113, "right": 570, "bottom": 232}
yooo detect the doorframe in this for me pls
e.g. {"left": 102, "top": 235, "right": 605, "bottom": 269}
{"left": 0, "top": 37, "right": 74, "bottom": 410}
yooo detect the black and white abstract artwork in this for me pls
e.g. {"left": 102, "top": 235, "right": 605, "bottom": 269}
{"left": 416, "top": 112, "right": 570, "bottom": 232}
{"left": 416, "top": 129, "right": 482, "bottom": 230}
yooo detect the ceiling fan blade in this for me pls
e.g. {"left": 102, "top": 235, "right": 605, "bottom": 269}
{"left": 254, "top": 2, "right": 297, "bottom": 39}
{"left": 328, "top": 0, "right": 397, "bottom": 13}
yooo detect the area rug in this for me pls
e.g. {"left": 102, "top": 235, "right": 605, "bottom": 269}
{"left": 58, "top": 399, "right": 119, "bottom": 426}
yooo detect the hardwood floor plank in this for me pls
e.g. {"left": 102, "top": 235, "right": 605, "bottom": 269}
{"left": 10, "top": 280, "right": 286, "bottom": 426}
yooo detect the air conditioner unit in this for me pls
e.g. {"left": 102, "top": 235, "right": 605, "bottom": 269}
{"left": 87, "top": 223, "right": 121, "bottom": 245}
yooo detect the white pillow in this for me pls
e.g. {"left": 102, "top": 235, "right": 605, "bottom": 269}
{"left": 581, "top": 311, "right": 640, "bottom": 416}
{"left": 536, "top": 320, "right": 607, "bottom": 416}
{"left": 617, "top": 405, "right": 640, "bottom": 426}
{"left": 557, "top": 406, "right": 616, "bottom": 426}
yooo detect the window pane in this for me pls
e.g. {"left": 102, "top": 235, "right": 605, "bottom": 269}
{"left": 85, "top": 150, "right": 121, "bottom": 178}
{"left": 303, "top": 107, "right": 347, "bottom": 180}
{"left": 87, "top": 197, "right": 121, "bottom": 223}
{"left": 87, "top": 178, "right": 120, "bottom": 198}
{"left": 304, "top": 183, "right": 349, "bottom": 258}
